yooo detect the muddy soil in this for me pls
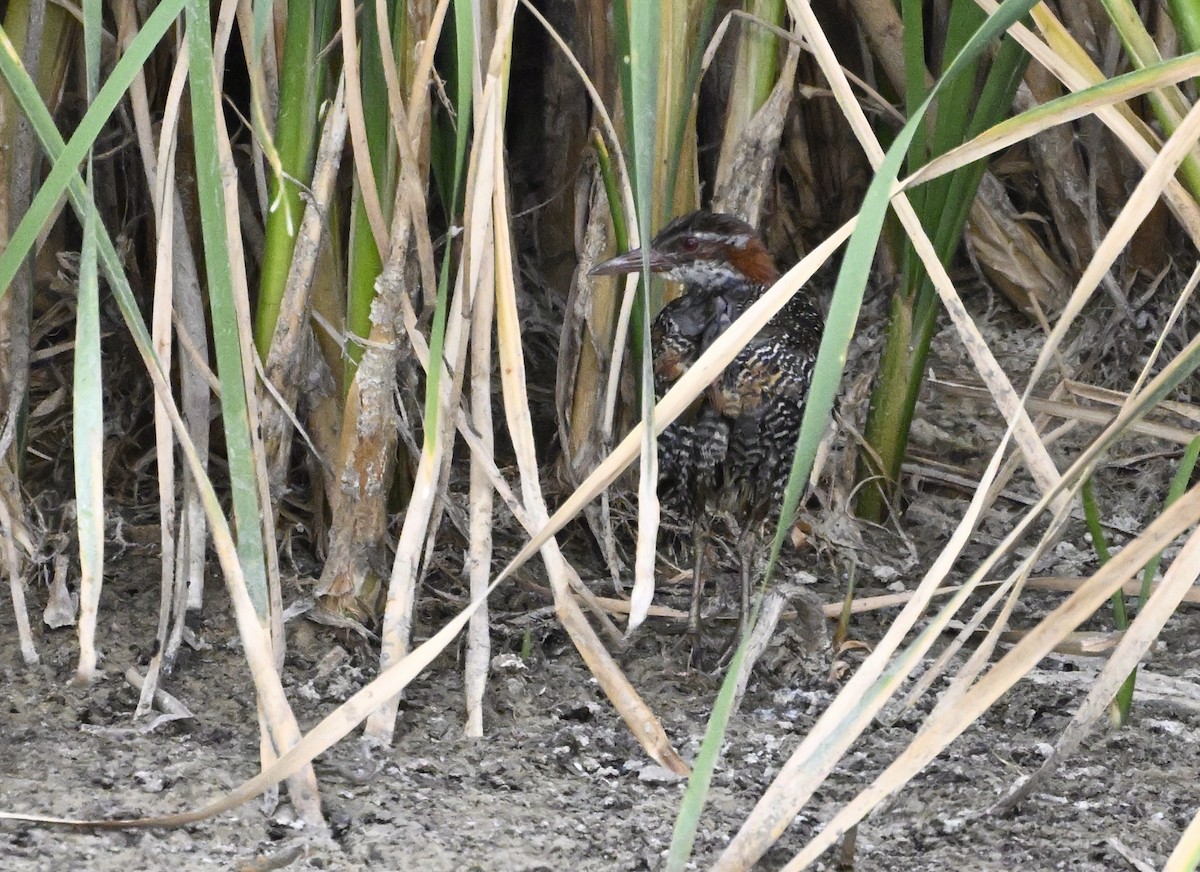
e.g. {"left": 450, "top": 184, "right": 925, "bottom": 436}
{"left": 4, "top": 526, "right": 1200, "bottom": 871}
{"left": 4, "top": 299, "right": 1200, "bottom": 871}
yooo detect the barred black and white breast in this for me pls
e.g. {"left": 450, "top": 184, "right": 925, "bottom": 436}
{"left": 594, "top": 210, "right": 824, "bottom": 525}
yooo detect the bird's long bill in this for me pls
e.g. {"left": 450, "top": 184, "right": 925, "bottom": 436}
{"left": 589, "top": 248, "right": 671, "bottom": 276}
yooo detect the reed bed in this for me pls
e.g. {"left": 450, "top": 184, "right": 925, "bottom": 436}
{"left": 0, "top": 0, "right": 1199, "bottom": 867}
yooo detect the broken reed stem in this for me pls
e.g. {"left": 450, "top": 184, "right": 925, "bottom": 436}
{"left": 464, "top": 227, "right": 496, "bottom": 739}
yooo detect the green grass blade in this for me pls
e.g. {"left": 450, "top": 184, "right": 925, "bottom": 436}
{"left": 73, "top": 177, "right": 104, "bottom": 680}
{"left": 1081, "top": 479, "right": 1114, "bottom": 565}
{"left": 611, "top": 0, "right": 665, "bottom": 393}
{"left": 774, "top": 0, "right": 1040, "bottom": 575}
{"left": 593, "top": 131, "right": 629, "bottom": 253}
{"left": 666, "top": 1, "right": 1041, "bottom": 864}
{"left": 665, "top": 633, "right": 752, "bottom": 872}
{"left": 1171, "top": 0, "right": 1200, "bottom": 53}
{"left": 1081, "top": 480, "right": 1128, "bottom": 713}
{"left": 448, "top": 1, "right": 473, "bottom": 201}
{"left": 1140, "top": 436, "right": 1200, "bottom": 604}
{"left": 344, "top": 1, "right": 396, "bottom": 386}
{"left": 625, "top": 0, "right": 662, "bottom": 628}
{"left": 901, "top": 0, "right": 928, "bottom": 213}
{"left": 627, "top": 0, "right": 660, "bottom": 343}
{"left": 0, "top": 0, "right": 185, "bottom": 302}
{"left": 251, "top": 0, "right": 272, "bottom": 55}
{"left": 184, "top": 0, "right": 270, "bottom": 616}
{"left": 0, "top": 36, "right": 147, "bottom": 352}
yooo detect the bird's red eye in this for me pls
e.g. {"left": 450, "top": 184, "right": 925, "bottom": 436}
{"left": 681, "top": 236, "right": 699, "bottom": 252}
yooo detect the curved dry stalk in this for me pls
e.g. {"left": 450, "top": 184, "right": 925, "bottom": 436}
{"left": 899, "top": 559, "right": 1030, "bottom": 711}
{"left": 0, "top": 557, "right": 508, "bottom": 830}
{"left": 480, "top": 3, "right": 685, "bottom": 768}
{"left": 715, "top": 327, "right": 1200, "bottom": 865}
{"left": 905, "top": 51, "right": 1200, "bottom": 192}
{"left": 778, "top": 484, "right": 1200, "bottom": 870}
{"left": 921, "top": 492, "right": 1078, "bottom": 723}
{"left": 935, "top": 379, "right": 1200, "bottom": 445}
{"left": 974, "top": 0, "right": 1200, "bottom": 244}
{"left": 711, "top": 6, "right": 1200, "bottom": 865}
{"left": 362, "top": 264, "right": 465, "bottom": 745}
{"left": 1010, "top": 97, "right": 1200, "bottom": 458}
{"left": 116, "top": 0, "right": 183, "bottom": 708}
{"left": 1165, "top": 805, "right": 1200, "bottom": 871}
{"left": 1128, "top": 261, "right": 1200, "bottom": 398}
{"left": 714, "top": 411, "right": 1021, "bottom": 870}
{"left": 995, "top": 518, "right": 1200, "bottom": 812}
{"left": 788, "top": 0, "right": 1065, "bottom": 505}
{"left": 459, "top": 405, "right": 627, "bottom": 648}
{"left": 0, "top": 484, "right": 35, "bottom": 665}
{"left": 127, "top": 33, "right": 213, "bottom": 667}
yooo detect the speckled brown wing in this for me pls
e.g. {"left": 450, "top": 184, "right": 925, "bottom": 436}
{"left": 706, "top": 295, "right": 823, "bottom": 520}
{"left": 650, "top": 294, "right": 732, "bottom": 515}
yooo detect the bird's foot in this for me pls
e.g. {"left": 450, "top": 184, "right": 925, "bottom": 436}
{"left": 671, "top": 626, "right": 708, "bottom": 672}
{"left": 714, "top": 629, "right": 743, "bottom": 671}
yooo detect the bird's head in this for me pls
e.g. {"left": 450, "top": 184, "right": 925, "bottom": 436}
{"left": 590, "top": 210, "right": 779, "bottom": 292}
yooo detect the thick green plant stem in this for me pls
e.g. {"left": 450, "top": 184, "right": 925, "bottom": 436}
{"left": 858, "top": 289, "right": 927, "bottom": 518}
{"left": 857, "top": 25, "right": 1028, "bottom": 521}
{"left": 253, "top": 0, "right": 334, "bottom": 357}
{"left": 345, "top": 0, "right": 399, "bottom": 388}
{"left": 662, "top": 0, "right": 716, "bottom": 214}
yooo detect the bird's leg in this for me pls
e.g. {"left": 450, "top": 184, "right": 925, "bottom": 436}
{"left": 686, "top": 514, "right": 710, "bottom": 667}
{"left": 735, "top": 524, "right": 759, "bottom": 644}
{"left": 715, "top": 521, "right": 759, "bottom": 669}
